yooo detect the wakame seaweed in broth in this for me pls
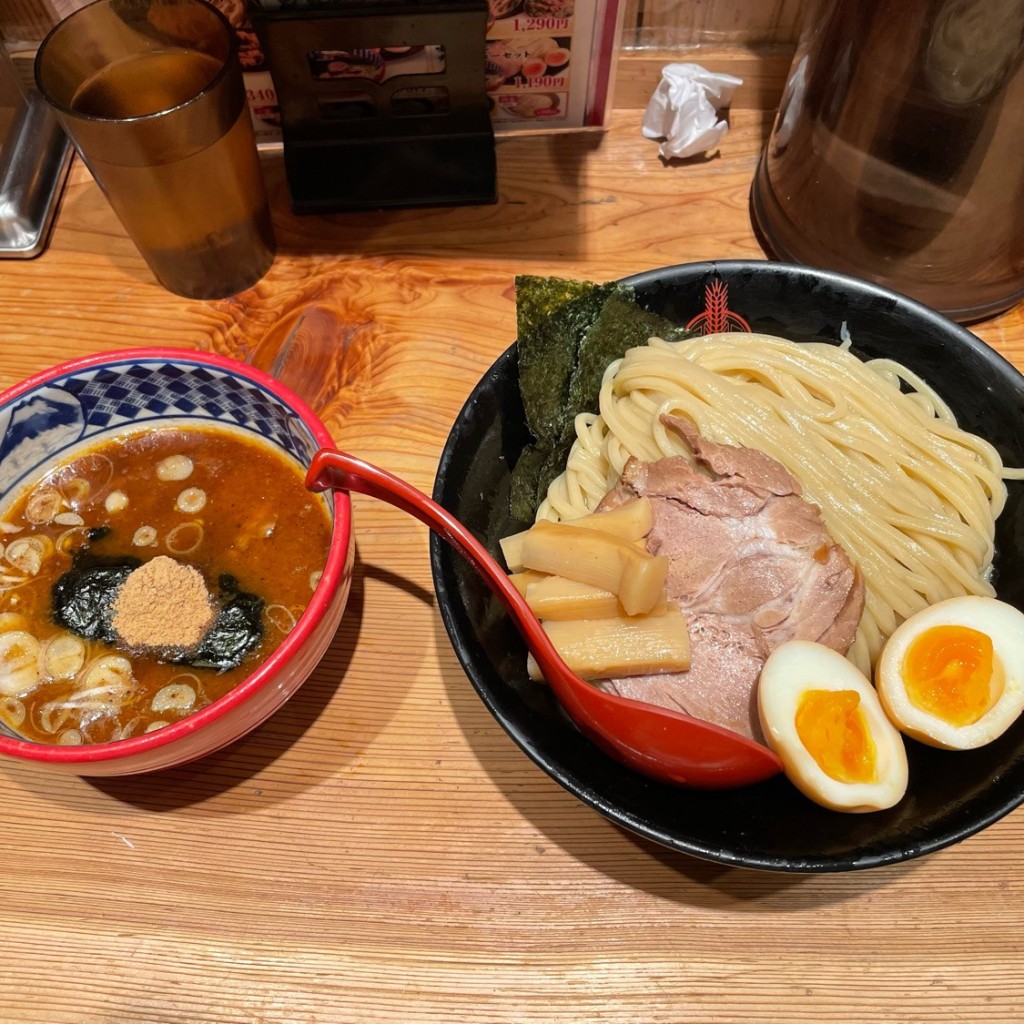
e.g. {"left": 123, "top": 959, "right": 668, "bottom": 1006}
{"left": 0, "top": 425, "right": 332, "bottom": 744}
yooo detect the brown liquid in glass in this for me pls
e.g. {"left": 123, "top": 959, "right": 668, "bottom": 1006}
{"left": 70, "top": 49, "right": 274, "bottom": 299}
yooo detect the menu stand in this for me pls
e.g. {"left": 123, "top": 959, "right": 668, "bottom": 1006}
{"left": 249, "top": 0, "right": 497, "bottom": 212}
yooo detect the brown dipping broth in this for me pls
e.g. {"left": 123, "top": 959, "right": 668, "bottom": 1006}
{"left": 0, "top": 425, "right": 332, "bottom": 744}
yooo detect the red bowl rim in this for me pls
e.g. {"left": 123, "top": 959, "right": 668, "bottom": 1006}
{"left": 0, "top": 346, "right": 352, "bottom": 765}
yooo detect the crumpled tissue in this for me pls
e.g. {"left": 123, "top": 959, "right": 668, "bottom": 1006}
{"left": 642, "top": 63, "right": 743, "bottom": 160}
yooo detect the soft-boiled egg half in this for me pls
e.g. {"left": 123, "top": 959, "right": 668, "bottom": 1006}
{"left": 875, "top": 595, "right": 1024, "bottom": 750}
{"left": 758, "top": 641, "right": 909, "bottom": 812}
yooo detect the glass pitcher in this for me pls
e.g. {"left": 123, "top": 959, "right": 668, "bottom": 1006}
{"left": 751, "top": 0, "right": 1024, "bottom": 323}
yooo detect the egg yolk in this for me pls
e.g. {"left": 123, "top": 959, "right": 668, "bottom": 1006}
{"left": 795, "top": 689, "right": 877, "bottom": 784}
{"left": 901, "top": 624, "right": 996, "bottom": 726}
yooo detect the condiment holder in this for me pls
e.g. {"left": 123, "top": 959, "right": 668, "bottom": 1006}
{"left": 248, "top": 0, "right": 497, "bottom": 212}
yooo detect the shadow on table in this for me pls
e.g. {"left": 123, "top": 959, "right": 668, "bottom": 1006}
{"left": 262, "top": 131, "right": 607, "bottom": 262}
{"left": 432, "top": 613, "right": 925, "bottom": 910}
{"left": 40, "top": 549, "right": 415, "bottom": 813}
{"left": 86, "top": 552, "right": 442, "bottom": 814}
{"left": 57, "top": 128, "right": 607, "bottom": 289}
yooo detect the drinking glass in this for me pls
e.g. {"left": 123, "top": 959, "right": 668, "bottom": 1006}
{"left": 35, "top": 0, "right": 275, "bottom": 299}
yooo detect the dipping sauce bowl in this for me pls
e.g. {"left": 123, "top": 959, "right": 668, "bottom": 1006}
{"left": 0, "top": 348, "right": 352, "bottom": 776}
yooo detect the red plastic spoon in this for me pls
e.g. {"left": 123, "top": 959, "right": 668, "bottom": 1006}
{"left": 307, "top": 448, "right": 783, "bottom": 789}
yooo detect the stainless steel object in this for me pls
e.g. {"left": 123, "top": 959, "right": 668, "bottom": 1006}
{"left": 0, "top": 45, "right": 72, "bottom": 258}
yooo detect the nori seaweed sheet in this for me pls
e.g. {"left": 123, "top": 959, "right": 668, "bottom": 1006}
{"left": 510, "top": 275, "right": 694, "bottom": 522}
{"left": 516, "top": 276, "right": 616, "bottom": 444}
{"left": 507, "top": 443, "right": 549, "bottom": 525}
{"left": 190, "top": 574, "right": 265, "bottom": 672}
{"left": 515, "top": 274, "right": 596, "bottom": 341}
{"left": 52, "top": 556, "right": 140, "bottom": 641}
{"left": 567, "top": 290, "right": 693, "bottom": 415}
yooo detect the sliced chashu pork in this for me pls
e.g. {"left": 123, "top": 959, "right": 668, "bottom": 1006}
{"left": 596, "top": 415, "right": 864, "bottom": 744}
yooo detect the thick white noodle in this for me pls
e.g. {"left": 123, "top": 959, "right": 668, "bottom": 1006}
{"left": 536, "top": 332, "right": 1016, "bottom": 673}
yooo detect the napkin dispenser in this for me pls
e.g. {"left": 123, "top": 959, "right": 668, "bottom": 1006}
{"left": 248, "top": 0, "right": 496, "bottom": 213}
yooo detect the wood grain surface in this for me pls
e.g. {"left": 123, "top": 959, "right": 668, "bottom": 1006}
{"left": 624, "top": 0, "right": 806, "bottom": 48}
{"left": 1, "top": 104, "right": 1024, "bottom": 1024}
{"left": 613, "top": 45, "right": 795, "bottom": 112}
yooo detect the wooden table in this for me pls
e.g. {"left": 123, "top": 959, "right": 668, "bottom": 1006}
{"left": 2, "top": 105, "right": 1024, "bottom": 1024}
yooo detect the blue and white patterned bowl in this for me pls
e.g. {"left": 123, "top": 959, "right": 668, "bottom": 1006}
{"left": 0, "top": 348, "right": 353, "bottom": 775}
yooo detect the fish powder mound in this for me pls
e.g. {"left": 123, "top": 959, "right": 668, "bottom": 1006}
{"left": 112, "top": 555, "right": 216, "bottom": 651}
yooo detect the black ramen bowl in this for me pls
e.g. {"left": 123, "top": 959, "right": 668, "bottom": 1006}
{"left": 429, "top": 260, "right": 1024, "bottom": 872}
